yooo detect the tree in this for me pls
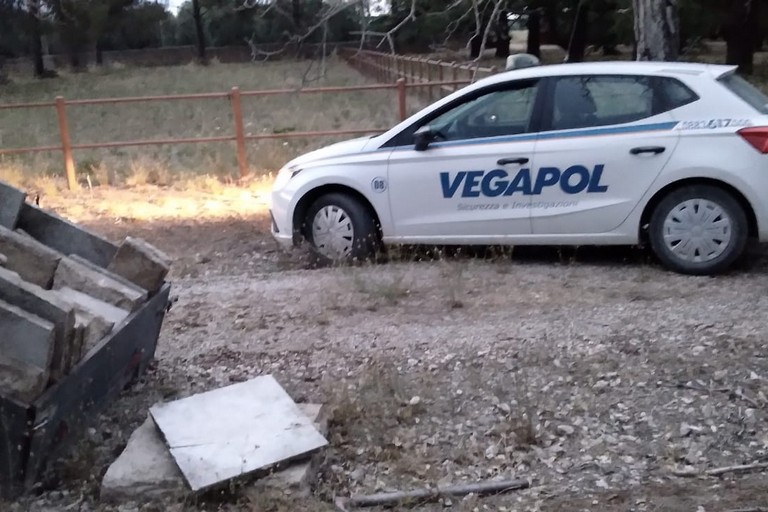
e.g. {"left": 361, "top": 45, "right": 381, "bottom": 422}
{"left": 565, "top": 0, "right": 589, "bottom": 62}
{"left": 192, "top": 0, "right": 206, "bottom": 62}
{"left": 724, "top": 0, "right": 761, "bottom": 74}
{"left": 633, "top": 0, "right": 680, "bottom": 61}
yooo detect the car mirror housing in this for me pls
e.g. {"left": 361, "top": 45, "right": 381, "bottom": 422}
{"left": 414, "top": 125, "right": 435, "bottom": 151}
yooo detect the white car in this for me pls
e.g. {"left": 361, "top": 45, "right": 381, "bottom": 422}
{"left": 270, "top": 59, "right": 768, "bottom": 275}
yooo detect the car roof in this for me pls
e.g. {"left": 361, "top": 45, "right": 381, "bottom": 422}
{"left": 489, "top": 60, "right": 737, "bottom": 83}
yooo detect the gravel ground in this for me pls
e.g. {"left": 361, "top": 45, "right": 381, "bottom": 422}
{"left": 3, "top": 187, "right": 768, "bottom": 512}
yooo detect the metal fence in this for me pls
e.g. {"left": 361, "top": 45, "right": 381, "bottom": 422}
{"left": 0, "top": 53, "right": 498, "bottom": 191}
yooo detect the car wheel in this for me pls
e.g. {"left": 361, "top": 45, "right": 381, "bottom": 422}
{"left": 304, "top": 193, "right": 381, "bottom": 266}
{"left": 648, "top": 185, "right": 748, "bottom": 275}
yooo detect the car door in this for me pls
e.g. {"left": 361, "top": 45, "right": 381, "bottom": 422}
{"left": 386, "top": 78, "right": 544, "bottom": 242}
{"left": 531, "top": 74, "right": 685, "bottom": 235}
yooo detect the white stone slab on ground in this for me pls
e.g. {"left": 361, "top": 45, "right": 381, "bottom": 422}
{"left": 149, "top": 375, "right": 328, "bottom": 492}
{"left": 100, "top": 403, "right": 327, "bottom": 502}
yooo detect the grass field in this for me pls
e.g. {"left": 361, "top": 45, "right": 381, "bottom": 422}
{"left": 3, "top": 48, "right": 768, "bottom": 194}
{"left": 0, "top": 56, "right": 405, "bottom": 190}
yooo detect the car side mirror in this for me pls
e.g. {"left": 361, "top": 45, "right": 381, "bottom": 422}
{"left": 414, "top": 125, "right": 436, "bottom": 151}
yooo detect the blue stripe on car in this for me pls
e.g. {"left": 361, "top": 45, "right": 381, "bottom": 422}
{"left": 390, "top": 121, "right": 681, "bottom": 151}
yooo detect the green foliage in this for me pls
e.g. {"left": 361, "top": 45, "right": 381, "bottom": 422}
{"left": 2, "top": 0, "right": 768, "bottom": 75}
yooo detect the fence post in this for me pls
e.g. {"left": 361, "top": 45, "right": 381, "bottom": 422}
{"left": 397, "top": 78, "right": 407, "bottom": 122}
{"left": 230, "top": 86, "right": 248, "bottom": 179}
{"left": 55, "top": 96, "right": 77, "bottom": 191}
{"left": 438, "top": 61, "right": 444, "bottom": 98}
{"left": 452, "top": 62, "right": 458, "bottom": 91}
{"left": 426, "top": 61, "right": 433, "bottom": 102}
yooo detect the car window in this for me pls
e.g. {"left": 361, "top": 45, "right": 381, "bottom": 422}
{"left": 426, "top": 81, "right": 540, "bottom": 142}
{"left": 657, "top": 77, "right": 698, "bottom": 110}
{"left": 718, "top": 73, "right": 768, "bottom": 114}
{"left": 550, "top": 75, "right": 660, "bottom": 131}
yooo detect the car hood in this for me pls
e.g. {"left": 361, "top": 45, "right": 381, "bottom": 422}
{"left": 287, "top": 135, "right": 379, "bottom": 168}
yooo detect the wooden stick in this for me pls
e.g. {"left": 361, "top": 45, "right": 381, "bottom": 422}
{"left": 724, "top": 508, "right": 768, "bottom": 512}
{"left": 336, "top": 478, "right": 530, "bottom": 509}
{"left": 672, "top": 462, "right": 768, "bottom": 477}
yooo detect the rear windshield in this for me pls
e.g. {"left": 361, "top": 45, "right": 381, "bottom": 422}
{"left": 719, "top": 73, "right": 768, "bottom": 114}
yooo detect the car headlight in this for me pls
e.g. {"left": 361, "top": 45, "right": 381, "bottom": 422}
{"left": 273, "top": 165, "right": 302, "bottom": 191}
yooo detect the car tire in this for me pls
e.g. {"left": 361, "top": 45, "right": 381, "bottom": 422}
{"left": 304, "top": 193, "right": 381, "bottom": 266}
{"left": 648, "top": 185, "right": 748, "bottom": 275}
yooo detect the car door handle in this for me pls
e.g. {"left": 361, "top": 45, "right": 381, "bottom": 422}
{"left": 497, "top": 157, "right": 529, "bottom": 165}
{"left": 630, "top": 146, "right": 665, "bottom": 155}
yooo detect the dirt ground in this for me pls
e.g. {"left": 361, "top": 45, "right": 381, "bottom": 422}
{"left": 4, "top": 185, "right": 768, "bottom": 512}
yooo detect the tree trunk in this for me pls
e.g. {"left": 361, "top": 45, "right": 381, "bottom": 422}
{"left": 565, "top": 0, "right": 589, "bottom": 62}
{"left": 495, "top": 10, "right": 511, "bottom": 58}
{"left": 469, "top": 33, "right": 482, "bottom": 59}
{"left": 725, "top": 0, "right": 760, "bottom": 75}
{"left": 96, "top": 40, "right": 104, "bottom": 66}
{"left": 632, "top": 0, "right": 680, "bottom": 61}
{"left": 192, "top": 0, "right": 207, "bottom": 64}
{"left": 291, "top": 0, "right": 302, "bottom": 29}
{"left": 29, "top": 0, "right": 45, "bottom": 78}
{"left": 526, "top": 9, "right": 541, "bottom": 58}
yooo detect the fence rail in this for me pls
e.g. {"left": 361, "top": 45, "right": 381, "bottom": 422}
{"left": 0, "top": 54, "right": 496, "bottom": 191}
{"left": 341, "top": 48, "right": 498, "bottom": 102}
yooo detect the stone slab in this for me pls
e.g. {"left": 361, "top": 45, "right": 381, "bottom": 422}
{"left": 69, "top": 254, "right": 147, "bottom": 295}
{"left": 16, "top": 202, "right": 117, "bottom": 268}
{"left": 100, "top": 415, "right": 186, "bottom": 503}
{"left": 100, "top": 403, "right": 326, "bottom": 502}
{"left": 53, "top": 257, "right": 148, "bottom": 312}
{"left": 55, "top": 286, "right": 131, "bottom": 329}
{"left": 0, "top": 267, "right": 76, "bottom": 381}
{"left": 0, "top": 180, "right": 26, "bottom": 229}
{"left": 0, "top": 298, "right": 55, "bottom": 371}
{"left": 150, "top": 377, "right": 328, "bottom": 492}
{"left": 68, "top": 323, "right": 85, "bottom": 372}
{"left": 0, "top": 354, "right": 47, "bottom": 403}
{"left": 107, "top": 237, "right": 172, "bottom": 293}
{"left": 75, "top": 309, "right": 114, "bottom": 356}
{"left": 254, "top": 404, "right": 328, "bottom": 496}
{"left": 0, "top": 225, "right": 62, "bottom": 288}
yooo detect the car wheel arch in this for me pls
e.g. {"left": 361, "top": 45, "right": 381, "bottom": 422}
{"left": 292, "top": 184, "right": 383, "bottom": 242}
{"left": 639, "top": 177, "right": 758, "bottom": 242}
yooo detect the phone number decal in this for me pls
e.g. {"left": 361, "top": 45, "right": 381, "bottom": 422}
{"left": 677, "top": 118, "right": 752, "bottom": 130}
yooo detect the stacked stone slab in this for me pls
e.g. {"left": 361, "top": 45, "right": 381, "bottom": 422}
{"left": 0, "top": 180, "right": 172, "bottom": 405}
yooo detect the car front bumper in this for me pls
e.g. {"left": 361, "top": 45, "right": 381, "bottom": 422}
{"left": 269, "top": 208, "right": 294, "bottom": 249}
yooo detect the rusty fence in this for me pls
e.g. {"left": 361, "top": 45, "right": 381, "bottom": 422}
{"left": 0, "top": 56, "right": 498, "bottom": 191}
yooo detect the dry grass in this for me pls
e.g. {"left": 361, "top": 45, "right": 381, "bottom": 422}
{"left": 0, "top": 56, "right": 403, "bottom": 189}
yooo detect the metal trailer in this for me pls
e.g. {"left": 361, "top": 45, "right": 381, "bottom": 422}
{"left": 0, "top": 200, "right": 172, "bottom": 498}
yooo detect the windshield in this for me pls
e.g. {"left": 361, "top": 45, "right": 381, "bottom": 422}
{"left": 719, "top": 73, "right": 768, "bottom": 114}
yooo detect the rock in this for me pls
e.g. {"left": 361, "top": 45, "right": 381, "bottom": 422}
{"left": 100, "top": 403, "right": 328, "bottom": 502}
{"left": 0, "top": 353, "right": 47, "bottom": 403}
{"left": 0, "top": 298, "right": 55, "bottom": 371}
{"left": 0, "top": 180, "right": 26, "bottom": 229}
{"left": 0, "top": 225, "right": 62, "bottom": 288}
{"left": 100, "top": 415, "right": 186, "bottom": 503}
{"left": 0, "top": 267, "right": 76, "bottom": 381}
{"left": 53, "top": 257, "right": 148, "bottom": 312}
{"left": 107, "top": 237, "right": 172, "bottom": 293}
